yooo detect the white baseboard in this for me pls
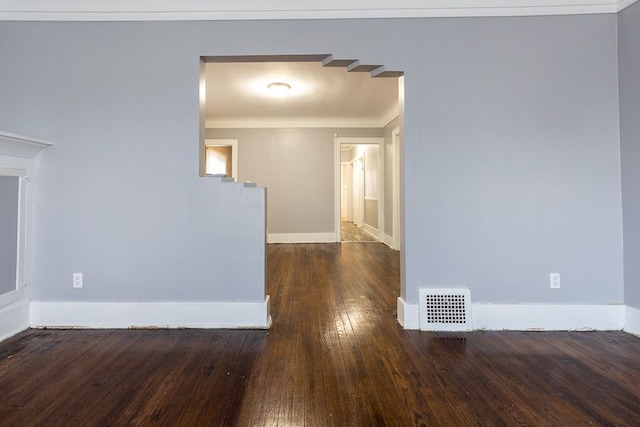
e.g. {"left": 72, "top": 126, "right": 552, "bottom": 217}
{"left": 383, "top": 233, "right": 394, "bottom": 248}
{"left": 362, "top": 223, "right": 378, "bottom": 239}
{"left": 397, "top": 300, "right": 625, "bottom": 331}
{"left": 397, "top": 297, "right": 419, "bottom": 329}
{"left": 6, "top": 298, "right": 640, "bottom": 336}
{"left": 0, "top": 299, "right": 29, "bottom": 341}
{"left": 29, "top": 296, "right": 271, "bottom": 329}
{"left": 268, "top": 232, "right": 336, "bottom": 244}
{"left": 624, "top": 305, "right": 640, "bottom": 337}
{"left": 473, "top": 303, "right": 624, "bottom": 331}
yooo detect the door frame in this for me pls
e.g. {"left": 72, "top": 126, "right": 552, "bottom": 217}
{"left": 391, "top": 127, "right": 401, "bottom": 250}
{"left": 0, "top": 169, "right": 26, "bottom": 307}
{"left": 334, "top": 136, "right": 384, "bottom": 242}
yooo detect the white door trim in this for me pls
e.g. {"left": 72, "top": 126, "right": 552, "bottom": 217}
{"left": 392, "top": 127, "right": 401, "bottom": 250}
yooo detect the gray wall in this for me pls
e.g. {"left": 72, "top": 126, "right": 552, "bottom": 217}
{"left": 403, "top": 15, "right": 621, "bottom": 304}
{"left": 620, "top": 1, "right": 640, "bottom": 309}
{"left": 364, "top": 200, "right": 378, "bottom": 230}
{"left": 206, "top": 127, "right": 381, "bottom": 234}
{"left": 0, "top": 15, "right": 623, "bottom": 307}
{"left": 0, "top": 176, "right": 19, "bottom": 295}
{"left": 340, "top": 150, "right": 351, "bottom": 163}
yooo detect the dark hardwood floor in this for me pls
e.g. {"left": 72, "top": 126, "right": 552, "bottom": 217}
{"left": 1, "top": 243, "right": 640, "bottom": 426}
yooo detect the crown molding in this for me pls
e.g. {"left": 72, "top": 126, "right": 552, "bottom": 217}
{"left": 0, "top": 131, "right": 52, "bottom": 159}
{"left": 205, "top": 117, "right": 393, "bottom": 129}
{"left": 382, "top": 113, "right": 401, "bottom": 129}
{"left": 206, "top": 110, "right": 400, "bottom": 129}
{"left": 0, "top": 0, "right": 637, "bottom": 21}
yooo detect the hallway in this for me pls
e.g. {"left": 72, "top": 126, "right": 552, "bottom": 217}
{"left": 341, "top": 220, "right": 378, "bottom": 242}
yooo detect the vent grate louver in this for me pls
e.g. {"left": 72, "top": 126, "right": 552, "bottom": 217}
{"left": 419, "top": 288, "right": 472, "bottom": 331}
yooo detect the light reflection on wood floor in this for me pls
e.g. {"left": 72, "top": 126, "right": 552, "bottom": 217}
{"left": 341, "top": 220, "right": 377, "bottom": 242}
{"left": 2, "top": 244, "right": 640, "bottom": 425}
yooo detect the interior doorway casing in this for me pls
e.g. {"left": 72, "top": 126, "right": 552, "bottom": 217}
{"left": 391, "top": 127, "right": 401, "bottom": 251}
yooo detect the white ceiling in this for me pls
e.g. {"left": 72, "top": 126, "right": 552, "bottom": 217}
{"left": 205, "top": 61, "right": 399, "bottom": 128}
{"left": 0, "top": 0, "right": 636, "bottom": 21}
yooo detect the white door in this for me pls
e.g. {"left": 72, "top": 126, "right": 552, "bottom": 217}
{"left": 346, "top": 163, "right": 354, "bottom": 222}
{"left": 340, "top": 164, "right": 348, "bottom": 220}
{"left": 353, "top": 156, "right": 364, "bottom": 227}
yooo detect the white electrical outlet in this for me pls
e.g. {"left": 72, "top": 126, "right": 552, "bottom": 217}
{"left": 73, "top": 272, "right": 83, "bottom": 288}
{"left": 550, "top": 272, "right": 560, "bottom": 289}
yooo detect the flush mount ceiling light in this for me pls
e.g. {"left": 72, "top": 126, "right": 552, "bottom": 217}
{"left": 267, "top": 82, "right": 291, "bottom": 94}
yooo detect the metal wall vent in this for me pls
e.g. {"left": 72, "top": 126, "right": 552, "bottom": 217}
{"left": 419, "top": 288, "right": 472, "bottom": 331}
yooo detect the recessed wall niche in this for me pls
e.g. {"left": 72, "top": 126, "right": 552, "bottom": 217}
{"left": 0, "top": 176, "right": 19, "bottom": 295}
{"left": 0, "top": 131, "right": 51, "bottom": 307}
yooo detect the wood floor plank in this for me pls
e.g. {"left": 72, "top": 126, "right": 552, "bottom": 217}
{"left": 62, "top": 329, "right": 196, "bottom": 425}
{"left": 1, "top": 243, "right": 640, "bottom": 426}
{"left": 341, "top": 221, "right": 377, "bottom": 242}
{"left": 107, "top": 329, "right": 215, "bottom": 425}
{"left": 530, "top": 332, "right": 640, "bottom": 425}
{"left": 0, "top": 329, "right": 118, "bottom": 425}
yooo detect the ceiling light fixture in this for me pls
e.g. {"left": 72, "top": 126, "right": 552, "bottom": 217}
{"left": 267, "top": 82, "right": 291, "bottom": 94}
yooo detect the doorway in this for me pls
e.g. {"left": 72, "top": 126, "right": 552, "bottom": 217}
{"left": 200, "top": 54, "right": 404, "bottom": 321}
{"left": 205, "top": 139, "right": 238, "bottom": 178}
{"left": 337, "top": 141, "right": 382, "bottom": 243}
